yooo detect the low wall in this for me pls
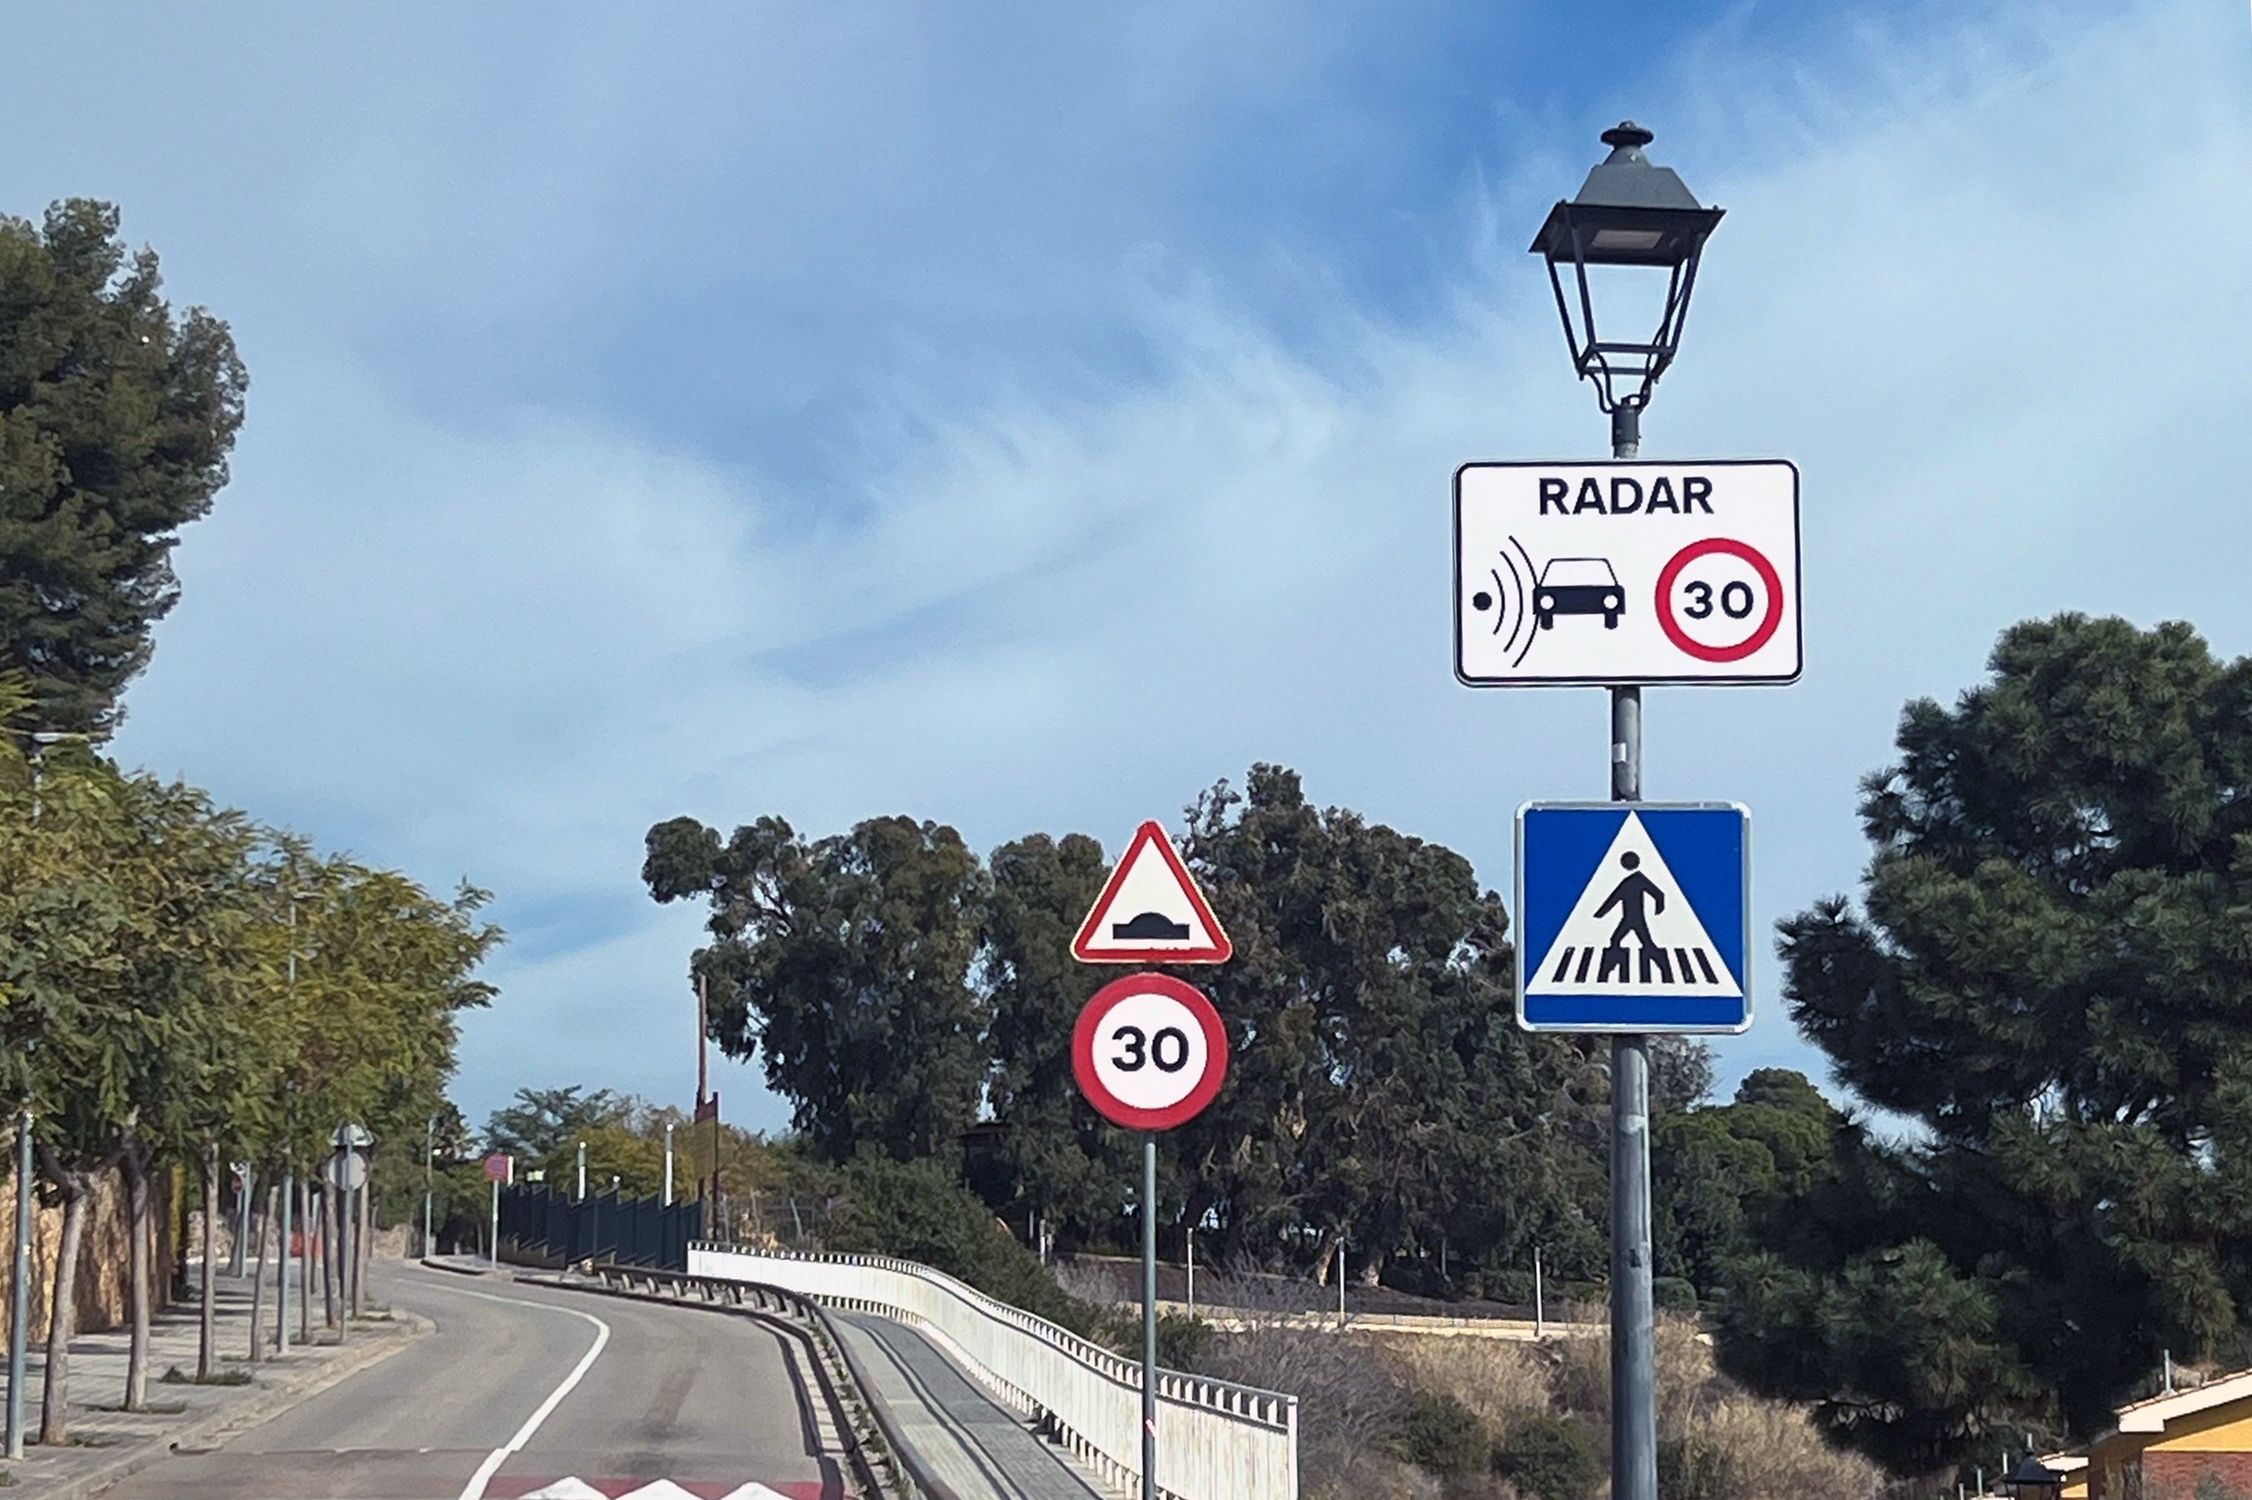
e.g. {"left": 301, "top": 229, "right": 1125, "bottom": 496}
{"left": 1150, "top": 1300, "right": 1601, "bottom": 1340}
{"left": 0, "top": 1162, "right": 178, "bottom": 1345}
{"left": 690, "top": 1242, "right": 1298, "bottom": 1500}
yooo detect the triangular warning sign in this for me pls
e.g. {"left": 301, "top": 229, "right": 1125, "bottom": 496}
{"left": 1073, "top": 820, "right": 1232, "bottom": 964}
{"left": 1525, "top": 813, "right": 1740, "bottom": 997}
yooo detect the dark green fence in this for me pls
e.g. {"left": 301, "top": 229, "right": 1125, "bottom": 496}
{"left": 497, "top": 1183, "right": 702, "bottom": 1269}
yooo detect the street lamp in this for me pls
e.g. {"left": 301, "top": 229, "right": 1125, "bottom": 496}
{"left": 1529, "top": 122, "right": 1723, "bottom": 1500}
{"left": 1529, "top": 121, "right": 1724, "bottom": 456}
{"left": 9, "top": 728, "right": 92, "bottom": 1458}
{"left": 276, "top": 888, "right": 317, "bottom": 1355}
{"left": 2001, "top": 1454, "right": 2066, "bottom": 1498}
{"left": 424, "top": 1114, "right": 438, "bottom": 1259}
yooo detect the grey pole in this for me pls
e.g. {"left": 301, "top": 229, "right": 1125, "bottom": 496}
{"left": 10, "top": 750, "right": 58, "bottom": 1458}
{"left": 662, "top": 1124, "right": 675, "bottom": 1208}
{"left": 1140, "top": 1132, "right": 1158, "bottom": 1500}
{"left": 1608, "top": 400, "right": 1658, "bottom": 1500}
{"left": 576, "top": 1140, "right": 587, "bottom": 1203}
{"left": 1535, "top": 1243, "right": 1546, "bottom": 1338}
{"left": 423, "top": 1116, "right": 435, "bottom": 1258}
{"left": 6, "top": 1108, "right": 34, "bottom": 1459}
{"left": 1338, "top": 1234, "right": 1347, "bottom": 1324}
{"left": 488, "top": 1176, "right": 500, "bottom": 1268}
{"left": 276, "top": 1167, "right": 292, "bottom": 1353}
{"left": 1186, "top": 1224, "right": 1195, "bottom": 1316}
{"left": 330, "top": 1133, "right": 351, "bottom": 1333}
{"left": 233, "top": 1164, "right": 252, "bottom": 1277}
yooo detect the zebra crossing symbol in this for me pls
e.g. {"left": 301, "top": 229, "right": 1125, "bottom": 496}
{"left": 1516, "top": 802, "right": 1751, "bottom": 1034}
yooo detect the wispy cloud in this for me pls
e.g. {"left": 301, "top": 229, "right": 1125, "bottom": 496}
{"left": 7, "top": 0, "right": 2246, "bottom": 1126}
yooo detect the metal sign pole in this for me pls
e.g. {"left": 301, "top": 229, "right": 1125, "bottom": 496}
{"left": 1609, "top": 411, "right": 1658, "bottom": 1500}
{"left": 277, "top": 1166, "right": 292, "bottom": 1353}
{"left": 6, "top": 1108, "right": 33, "bottom": 1459}
{"left": 1141, "top": 1130, "right": 1158, "bottom": 1500}
{"left": 489, "top": 1176, "right": 500, "bottom": 1267}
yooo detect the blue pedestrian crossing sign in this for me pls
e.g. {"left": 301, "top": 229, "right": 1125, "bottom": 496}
{"left": 1516, "top": 802, "right": 1751, "bottom": 1034}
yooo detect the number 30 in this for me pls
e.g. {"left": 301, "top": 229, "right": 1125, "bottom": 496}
{"left": 1111, "top": 1025, "right": 1190, "bottom": 1073}
{"left": 1682, "top": 579, "right": 1755, "bottom": 621}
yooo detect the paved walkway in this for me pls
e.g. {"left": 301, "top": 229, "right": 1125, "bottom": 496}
{"left": 831, "top": 1311, "right": 1113, "bottom": 1500}
{"left": 0, "top": 1260, "right": 424, "bottom": 1497}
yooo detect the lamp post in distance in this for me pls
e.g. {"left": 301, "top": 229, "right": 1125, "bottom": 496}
{"left": 1528, "top": 121, "right": 1723, "bottom": 1500}
{"left": 9, "top": 728, "right": 93, "bottom": 1459}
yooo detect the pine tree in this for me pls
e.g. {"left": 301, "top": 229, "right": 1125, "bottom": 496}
{"left": 1, "top": 200, "right": 246, "bottom": 737}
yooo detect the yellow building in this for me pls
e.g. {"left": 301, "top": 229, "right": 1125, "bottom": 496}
{"left": 2041, "top": 1451, "right": 2088, "bottom": 1500}
{"left": 2075, "top": 1369, "right": 2252, "bottom": 1498}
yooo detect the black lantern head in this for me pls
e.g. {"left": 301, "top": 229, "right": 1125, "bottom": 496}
{"left": 2000, "top": 1454, "right": 2066, "bottom": 1497}
{"left": 1531, "top": 122, "right": 1724, "bottom": 420}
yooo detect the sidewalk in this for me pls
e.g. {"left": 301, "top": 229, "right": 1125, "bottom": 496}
{"left": 831, "top": 1310, "right": 1116, "bottom": 1500}
{"left": 0, "top": 1262, "right": 427, "bottom": 1498}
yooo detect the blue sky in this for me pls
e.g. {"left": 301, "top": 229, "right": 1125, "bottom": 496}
{"left": 5, "top": 1, "right": 2250, "bottom": 1135}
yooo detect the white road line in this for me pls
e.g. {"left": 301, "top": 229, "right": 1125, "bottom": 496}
{"left": 404, "top": 1270, "right": 612, "bottom": 1500}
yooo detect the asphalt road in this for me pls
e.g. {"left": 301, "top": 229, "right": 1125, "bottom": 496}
{"left": 100, "top": 1261, "right": 842, "bottom": 1500}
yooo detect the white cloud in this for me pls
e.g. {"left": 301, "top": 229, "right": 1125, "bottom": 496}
{"left": 11, "top": 0, "right": 2247, "bottom": 1126}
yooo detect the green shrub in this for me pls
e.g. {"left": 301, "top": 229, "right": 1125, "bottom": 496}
{"left": 1493, "top": 1413, "right": 1602, "bottom": 1500}
{"left": 1484, "top": 1269, "right": 1536, "bottom": 1306}
{"left": 1652, "top": 1276, "right": 1698, "bottom": 1312}
{"left": 827, "top": 1156, "right": 1086, "bottom": 1332}
{"left": 1154, "top": 1311, "right": 1213, "bottom": 1370}
{"left": 1387, "top": 1389, "right": 1492, "bottom": 1478}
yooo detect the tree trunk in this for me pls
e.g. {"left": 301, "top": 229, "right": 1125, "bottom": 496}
{"left": 1312, "top": 1229, "right": 1341, "bottom": 1288}
{"left": 247, "top": 1183, "right": 272, "bottom": 1362}
{"left": 298, "top": 1178, "right": 312, "bottom": 1345}
{"left": 199, "top": 1145, "right": 218, "bottom": 1380}
{"left": 38, "top": 1170, "right": 91, "bottom": 1446}
{"left": 122, "top": 1144, "right": 152, "bottom": 1411}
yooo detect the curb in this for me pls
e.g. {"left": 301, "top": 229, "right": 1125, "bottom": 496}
{"left": 417, "top": 1256, "right": 515, "bottom": 1281}
{"left": 28, "top": 1309, "right": 432, "bottom": 1500}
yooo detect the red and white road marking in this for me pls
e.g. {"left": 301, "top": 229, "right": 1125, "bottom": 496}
{"left": 489, "top": 1482, "right": 824, "bottom": 1499}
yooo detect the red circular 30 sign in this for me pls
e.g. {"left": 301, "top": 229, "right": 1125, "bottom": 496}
{"left": 1654, "top": 537, "right": 1785, "bottom": 664}
{"left": 1072, "top": 974, "right": 1230, "bottom": 1131}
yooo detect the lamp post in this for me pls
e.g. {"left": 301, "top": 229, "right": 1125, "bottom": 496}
{"left": 424, "top": 1115, "right": 437, "bottom": 1258}
{"left": 1530, "top": 121, "right": 1723, "bottom": 1500}
{"left": 10, "top": 729, "right": 91, "bottom": 1459}
{"left": 275, "top": 889, "right": 314, "bottom": 1356}
{"left": 2000, "top": 1454, "right": 2065, "bottom": 1499}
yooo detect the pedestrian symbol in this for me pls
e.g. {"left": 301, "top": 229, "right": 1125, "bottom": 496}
{"left": 1517, "top": 803, "right": 1750, "bottom": 1033}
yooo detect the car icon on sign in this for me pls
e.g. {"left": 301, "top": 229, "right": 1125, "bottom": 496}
{"left": 1535, "top": 557, "right": 1623, "bottom": 630}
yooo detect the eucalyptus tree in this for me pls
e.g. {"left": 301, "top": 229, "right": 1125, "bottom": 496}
{"left": 644, "top": 814, "right": 989, "bottom": 1163}
{"left": 980, "top": 833, "right": 1127, "bottom": 1245}
{"left": 1175, "top": 765, "right": 1609, "bottom": 1282}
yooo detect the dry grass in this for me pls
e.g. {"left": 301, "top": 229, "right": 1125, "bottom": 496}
{"left": 1549, "top": 1310, "right": 1712, "bottom": 1431}
{"left": 1381, "top": 1336, "right": 1553, "bottom": 1431}
{"left": 1381, "top": 1307, "right": 1884, "bottom": 1500}
{"left": 1695, "top": 1395, "right": 1885, "bottom": 1498}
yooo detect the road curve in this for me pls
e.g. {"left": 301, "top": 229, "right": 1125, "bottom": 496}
{"left": 100, "top": 1260, "right": 842, "bottom": 1500}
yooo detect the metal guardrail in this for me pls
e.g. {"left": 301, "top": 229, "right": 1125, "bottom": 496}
{"left": 584, "top": 1261, "right": 964, "bottom": 1500}
{"left": 687, "top": 1242, "right": 1298, "bottom": 1500}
